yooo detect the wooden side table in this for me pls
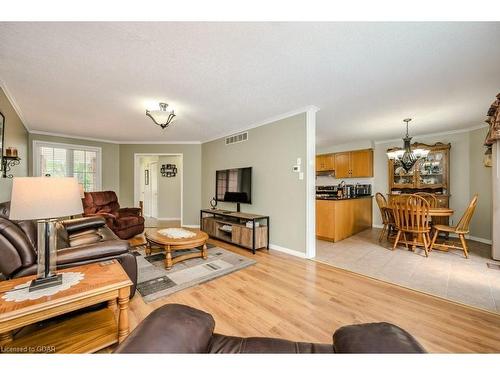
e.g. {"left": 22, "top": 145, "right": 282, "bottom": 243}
{"left": 0, "top": 260, "right": 132, "bottom": 354}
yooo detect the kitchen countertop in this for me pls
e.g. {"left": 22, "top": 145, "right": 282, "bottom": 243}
{"left": 316, "top": 195, "right": 373, "bottom": 201}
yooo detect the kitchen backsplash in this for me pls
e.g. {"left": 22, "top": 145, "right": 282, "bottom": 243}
{"left": 316, "top": 175, "right": 374, "bottom": 186}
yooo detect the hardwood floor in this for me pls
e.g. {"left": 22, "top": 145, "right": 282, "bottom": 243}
{"left": 127, "top": 232, "right": 500, "bottom": 353}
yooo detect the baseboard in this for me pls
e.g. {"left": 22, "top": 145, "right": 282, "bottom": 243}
{"left": 448, "top": 233, "right": 492, "bottom": 245}
{"left": 373, "top": 224, "right": 492, "bottom": 245}
{"left": 183, "top": 224, "right": 200, "bottom": 228}
{"left": 269, "top": 243, "right": 307, "bottom": 259}
{"left": 155, "top": 217, "right": 181, "bottom": 221}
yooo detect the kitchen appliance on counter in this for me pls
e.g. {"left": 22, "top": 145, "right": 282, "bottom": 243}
{"left": 316, "top": 185, "right": 338, "bottom": 199}
{"left": 316, "top": 184, "right": 372, "bottom": 199}
{"left": 355, "top": 184, "right": 372, "bottom": 196}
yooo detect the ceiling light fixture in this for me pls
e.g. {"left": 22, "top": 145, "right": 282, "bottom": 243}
{"left": 386, "top": 118, "right": 430, "bottom": 172}
{"left": 146, "top": 103, "right": 176, "bottom": 129}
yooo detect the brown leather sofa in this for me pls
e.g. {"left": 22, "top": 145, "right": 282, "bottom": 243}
{"left": 82, "top": 191, "right": 144, "bottom": 240}
{"left": 0, "top": 202, "right": 137, "bottom": 297}
{"left": 115, "top": 304, "right": 426, "bottom": 353}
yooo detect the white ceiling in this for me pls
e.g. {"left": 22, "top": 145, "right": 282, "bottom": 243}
{"left": 0, "top": 22, "right": 499, "bottom": 146}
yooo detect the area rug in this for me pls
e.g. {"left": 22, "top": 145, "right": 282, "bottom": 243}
{"left": 131, "top": 244, "right": 256, "bottom": 303}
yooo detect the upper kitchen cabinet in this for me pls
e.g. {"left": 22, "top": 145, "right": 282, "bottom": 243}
{"left": 334, "top": 152, "right": 350, "bottom": 177}
{"left": 334, "top": 149, "right": 374, "bottom": 178}
{"left": 316, "top": 153, "right": 335, "bottom": 173}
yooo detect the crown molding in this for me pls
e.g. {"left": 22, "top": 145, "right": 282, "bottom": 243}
{"left": 119, "top": 140, "right": 201, "bottom": 144}
{"left": 27, "top": 105, "right": 320, "bottom": 145}
{"left": 374, "top": 123, "right": 489, "bottom": 145}
{"left": 28, "top": 130, "right": 201, "bottom": 145}
{"left": 201, "top": 105, "right": 320, "bottom": 144}
{"left": 0, "top": 80, "right": 29, "bottom": 131}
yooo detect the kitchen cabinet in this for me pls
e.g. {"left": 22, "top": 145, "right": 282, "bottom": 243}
{"left": 316, "top": 197, "right": 373, "bottom": 242}
{"left": 334, "top": 152, "right": 350, "bottom": 178}
{"left": 316, "top": 200, "right": 335, "bottom": 241}
{"left": 334, "top": 149, "right": 373, "bottom": 178}
{"left": 316, "top": 153, "right": 335, "bottom": 173}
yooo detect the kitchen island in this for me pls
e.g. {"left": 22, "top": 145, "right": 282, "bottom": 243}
{"left": 316, "top": 196, "right": 373, "bottom": 242}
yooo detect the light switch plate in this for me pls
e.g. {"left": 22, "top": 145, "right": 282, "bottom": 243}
{"left": 299, "top": 172, "right": 304, "bottom": 180}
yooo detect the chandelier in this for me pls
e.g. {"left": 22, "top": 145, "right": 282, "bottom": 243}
{"left": 386, "top": 118, "right": 429, "bottom": 172}
{"left": 146, "top": 103, "right": 176, "bottom": 129}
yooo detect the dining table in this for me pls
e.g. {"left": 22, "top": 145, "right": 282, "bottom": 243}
{"left": 386, "top": 205, "right": 454, "bottom": 252}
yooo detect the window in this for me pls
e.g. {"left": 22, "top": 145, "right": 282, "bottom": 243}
{"left": 33, "top": 141, "right": 102, "bottom": 192}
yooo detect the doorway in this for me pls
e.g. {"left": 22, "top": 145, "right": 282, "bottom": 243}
{"left": 134, "top": 153, "right": 183, "bottom": 228}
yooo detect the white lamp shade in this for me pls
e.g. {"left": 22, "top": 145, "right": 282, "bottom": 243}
{"left": 9, "top": 177, "right": 84, "bottom": 220}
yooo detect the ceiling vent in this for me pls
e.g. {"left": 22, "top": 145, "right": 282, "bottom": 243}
{"left": 225, "top": 132, "right": 248, "bottom": 145}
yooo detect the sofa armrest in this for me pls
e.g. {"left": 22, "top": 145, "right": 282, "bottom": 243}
{"left": 332, "top": 322, "right": 426, "bottom": 353}
{"left": 93, "top": 211, "right": 117, "bottom": 220}
{"left": 56, "top": 240, "right": 129, "bottom": 265}
{"left": 117, "top": 207, "right": 142, "bottom": 217}
{"left": 59, "top": 216, "right": 107, "bottom": 234}
{"left": 114, "top": 304, "right": 215, "bottom": 353}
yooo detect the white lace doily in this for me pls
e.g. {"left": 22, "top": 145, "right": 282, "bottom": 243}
{"left": 158, "top": 228, "right": 196, "bottom": 239}
{"left": 1, "top": 272, "right": 85, "bottom": 302}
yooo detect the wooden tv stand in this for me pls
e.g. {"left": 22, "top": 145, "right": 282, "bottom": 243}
{"left": 200, "top": 209, "right": 269, "bottom": 254}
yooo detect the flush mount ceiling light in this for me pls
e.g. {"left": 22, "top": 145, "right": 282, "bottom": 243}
{"left": 386, "top": 118, "right": 430, "bottom": 172}
{"left": 146, "top": 103, "right": 176, "bottom": 129}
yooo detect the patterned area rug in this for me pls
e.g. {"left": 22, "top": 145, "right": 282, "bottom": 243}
{"left": 131, "top": 244, "right": 256, "bottom": 303}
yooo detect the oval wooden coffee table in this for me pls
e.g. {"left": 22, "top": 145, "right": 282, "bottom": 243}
{"left": 144, "top": 229, "right": 209, "bottom": 270}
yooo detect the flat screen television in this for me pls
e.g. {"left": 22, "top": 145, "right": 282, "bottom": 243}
{"left": 215, "top": 167, "right": 252, "bottom": 208}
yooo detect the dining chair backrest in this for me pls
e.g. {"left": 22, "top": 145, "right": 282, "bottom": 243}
{"left": 375, "top": 193, "right": 390, "bottom": 225}
{"left": 455, "top": 194, "right": 479, "bottom": 234}
{"left": 414, "top": 192, "right": 438, "bottom": 208}
{"left": 375, "top": 192, "right": 387, "bottom": 209}
{"left": 392, "top": 194, "right": 430, "bottom": 233}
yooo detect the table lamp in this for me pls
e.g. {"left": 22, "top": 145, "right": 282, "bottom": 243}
{"left": 9, "top": 177, "right": 83, "bottom": 291}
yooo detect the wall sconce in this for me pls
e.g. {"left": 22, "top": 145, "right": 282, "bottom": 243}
{"left": 2, "top": 147, "right": 21, "bottom": 178}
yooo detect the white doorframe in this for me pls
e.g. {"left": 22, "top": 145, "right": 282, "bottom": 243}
{"left": 305, "top": 106, "right": 319, "bottom": 259}
{"left": 134, "top": 153, "right": 183, "bottom": 225}
{"left": 149, "top": 161, "right": 159, "bottom": 218}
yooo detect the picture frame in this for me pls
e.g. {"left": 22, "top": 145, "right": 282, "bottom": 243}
{"left": 160, "top": 163, "right": 177, "bottom": 177}
{"left": 0, "top": 112, "right": 5, "bottom": 176}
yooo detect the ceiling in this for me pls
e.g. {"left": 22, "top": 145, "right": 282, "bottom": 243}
{"left": 0, "top": 22, "right": 499, "bottom": 147}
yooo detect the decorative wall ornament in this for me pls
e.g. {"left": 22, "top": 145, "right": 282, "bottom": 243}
{"left": 160, "top": 164, "right": 177, "bottom": 177}
{"left": 485, "top": 93, "right": 500, "bottom": 146}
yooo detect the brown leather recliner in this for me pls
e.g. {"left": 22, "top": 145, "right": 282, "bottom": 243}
{"left": 82, "top": 191, "right": 144, "bottom": 240}
{"left": 115, "top": 304, "right": 426, "bottom": 353}
{"left": 0, "top": 202, "right": 137, "bottom": 297}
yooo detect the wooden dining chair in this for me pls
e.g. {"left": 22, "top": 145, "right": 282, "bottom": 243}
{"left": 375, "top": 193, "right": 396, "bottom": 242}
{"left": 414, "top": 192, "right": 438, "bottom": 208}
{"left": 429, "top": 194, "right": 478, "bottom": 258}
{"left": 392, "top": 194, "right": 432, "bottom": 257}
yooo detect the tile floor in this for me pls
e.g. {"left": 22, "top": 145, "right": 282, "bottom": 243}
{"left": 315, "top": 229, "right": 500, "bottom": 314}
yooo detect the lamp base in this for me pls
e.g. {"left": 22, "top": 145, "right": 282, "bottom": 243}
{"left": 29, "top": 274, "right": 63, "bottom": 292}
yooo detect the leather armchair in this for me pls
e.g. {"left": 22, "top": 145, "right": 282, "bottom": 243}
{"left": 0, "top": 202, "right": 137, "bottom": 297}
{"left": 115, "top": 304, "right": 426, "bottom": 353}
{"left": 82, "top": 191, "right": 144, "bottom": 240}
